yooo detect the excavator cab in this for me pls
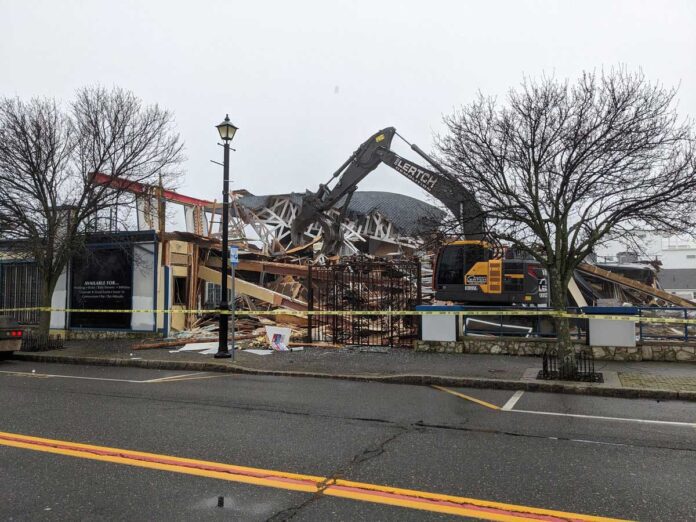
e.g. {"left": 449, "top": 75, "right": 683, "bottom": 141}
{"left": 435, "top": 241, "right": 491, "bottom": 285}
{"left": 434, "top": 241, "right": 548, "bottom": 305}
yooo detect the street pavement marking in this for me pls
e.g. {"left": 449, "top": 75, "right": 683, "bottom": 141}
{"left": 509, "top": 409, "right": 696, "bottom": 428}
{"left": 141, "top": 372, "right": 213, "bottom": 383}
{"left": 152, "top": 374, "right": 228, "bottom": 383}
{"left": 0, "top": 370, "right": 149, "bottom": 383}
{"left": 0, "top": 430, "right": 630, "bottom": 521}
{"left": 502, "top": 391, "right": 525, "bottom": 411}
{"left": 432, "top": 385, "right": 501, "bottom": 410}
{"left": 0, "top": 369, "right": 206, "bottom": 384}
{"left": 435, "top": 387, "right": 696, "bottom": 427}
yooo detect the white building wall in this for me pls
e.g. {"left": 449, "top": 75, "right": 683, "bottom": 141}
{"left": 595, "top": 232, "right": 696, "bottom": 270}
{"left": 49, "top": 269, "right": 68, "bottom": 329}
{"left": 131, "top": 243, "right": 156, "bottom": 331}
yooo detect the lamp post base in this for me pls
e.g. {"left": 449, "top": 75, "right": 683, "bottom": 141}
{"left": 216, "top": 299, "right": 230, "bottom": 359}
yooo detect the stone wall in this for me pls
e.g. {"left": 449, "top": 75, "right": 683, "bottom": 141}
{"left": 413, "top": 337, "right": 696, "bottom": 362}
{"left": 591, "top": 343, "right": 696, "bottom": 362}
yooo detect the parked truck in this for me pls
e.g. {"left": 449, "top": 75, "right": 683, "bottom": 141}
{"left": 0, "top": 315, "right": 24, "bottom": 358}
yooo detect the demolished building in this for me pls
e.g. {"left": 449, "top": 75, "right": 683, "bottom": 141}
{"left": 0, "top": 173, "right": 441, "bottom": 337}
{"left": 2, "top": 171, "right": 694, "bottom": 343}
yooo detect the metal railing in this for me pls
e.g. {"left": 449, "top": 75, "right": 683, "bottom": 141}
{"left": 458, "top": 306, "right": 696, "bottom": 343}
{"left": 459, "top": 306, "right": 588, "bottom": 341}
{"left": 307, "top": 257, "right": 422, "bottom": 347}
{"left": 21, "top": 331, "right": 64, "bottom": 352}
{"left": 539, "top": 346, "right": 602, "bottom": 382}
{"left": 638, "top": 307, "right": 696, "bottom": 342}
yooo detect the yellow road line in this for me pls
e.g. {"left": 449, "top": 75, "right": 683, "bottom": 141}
{"left": 432, "top": 385, "right": 502, "bottom": 410}
{"left": 0, "top": 430, "right": 629, "bottom": 521}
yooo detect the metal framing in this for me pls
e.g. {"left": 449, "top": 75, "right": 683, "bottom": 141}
{"left": 226, "top": 195, "right": 421, "bottom": 257}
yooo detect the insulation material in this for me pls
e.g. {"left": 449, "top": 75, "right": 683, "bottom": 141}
{"left": 169, "top": 342, "right": 218, "bottom": 353}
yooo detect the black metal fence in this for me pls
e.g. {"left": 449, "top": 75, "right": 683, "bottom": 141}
{"left": 21, "top": 331, "right": 64, "bottom": 352}
{"left": 307, "top": 257, "right": 421, "bottom": 347}
{"left": 539, "top": 346, "right": 603, "bottom": 382}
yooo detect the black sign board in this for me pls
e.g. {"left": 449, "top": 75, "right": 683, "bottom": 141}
{"left": 69, "top": 246, "right": 133, "bottom": 329}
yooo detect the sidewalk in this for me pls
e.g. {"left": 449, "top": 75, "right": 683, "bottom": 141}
{"left": 10, "top": 339, "right": 696, "bottom": 401}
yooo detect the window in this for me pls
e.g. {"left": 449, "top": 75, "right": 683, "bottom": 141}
{"left": 436, "top": 244, "right": 487, "bottom": 285}
{"left": 205, "top": 282, "right": 231, "bottom": 307}
{"left": 173, "top": 277, "right": 187, "bottom": 305}
{"left": 437, "top": 246, "right": 464, "bottom": 285}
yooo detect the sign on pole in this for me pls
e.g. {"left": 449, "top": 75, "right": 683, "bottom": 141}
{"left": 228, "top": 246, "right": 239, "bottom": 360}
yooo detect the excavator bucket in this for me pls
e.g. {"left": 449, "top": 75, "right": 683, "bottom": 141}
{"left": 290, "top": 128, "right": 397, "bottom": 253}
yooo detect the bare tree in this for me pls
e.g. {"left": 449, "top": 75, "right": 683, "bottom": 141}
{"left": 0, "top": 87, "right": 184, "bottom": 336}
{"left": 436, "top": 68, "right": 696, "bottom": 371}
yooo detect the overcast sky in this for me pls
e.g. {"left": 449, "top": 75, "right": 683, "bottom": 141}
{"left": 2, "top": 0, "right": 695, "bottom": 205}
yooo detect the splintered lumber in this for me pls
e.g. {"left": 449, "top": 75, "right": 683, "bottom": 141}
{"left": 133, "top": 339, "right": 216, "bottom": 350}
{"left": 288, "top": 342, "right": 342, "bottom": 349}
{"left": 284, "top": 236, "right": 322, "bottom": 255}
{"left": 577, "top": 263, "right": 695, "bottom": 308}
{"left": 135, "top": 334, "right": 258, "bottom": 350}
{"left": 273, "top": 313, "right": 308, "bottom": 327}
{"left": 568, "top": 277, "right": 588, "bottom": 307}
{"left": 236, "top": 259, "right": 309, "bottom": 277}
{"left": 198, "top": 265, "right": 307, "bottom": 311}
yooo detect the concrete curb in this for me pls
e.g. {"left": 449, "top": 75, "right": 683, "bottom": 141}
{"left": 12, "top": 352, "right": 696, "bottom": 402}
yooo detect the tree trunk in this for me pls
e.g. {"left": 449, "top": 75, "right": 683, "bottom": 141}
{"left": 549, "top": 268, "right": 575, "bottom": 377}
{"left": 37, "top": 277, "right": 58, "bottom": 340}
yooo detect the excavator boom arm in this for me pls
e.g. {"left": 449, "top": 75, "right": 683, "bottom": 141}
{"left": 377, "top": 149, "right": 484, "bottom": 239}
{"left": 291, "top": 126, "right": 484, "bottom": 253}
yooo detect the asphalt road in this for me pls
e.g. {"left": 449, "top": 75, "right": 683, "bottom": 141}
{"left": 1, "top": 360, "right": 695, "bottom": 521}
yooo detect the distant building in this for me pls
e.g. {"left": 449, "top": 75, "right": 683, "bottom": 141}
{"left": 595, "top": 232, "right": 696, "bottom": 270}
{"left": 595, "top": 232, "right": 696, "bottom": 299}
{"left": 657, "top": 269, "right": 696, "bottom": 301}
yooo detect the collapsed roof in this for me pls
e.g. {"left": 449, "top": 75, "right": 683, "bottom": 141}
{"left": 236, "top": 191, "right": 445, "bottom": 238}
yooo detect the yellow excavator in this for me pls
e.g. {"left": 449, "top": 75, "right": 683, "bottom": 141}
{"left": 434, "top": 240, "right": 547, "bottom": 305}
{"left": 291, "top": 127, "right": 547, "bottom": 305}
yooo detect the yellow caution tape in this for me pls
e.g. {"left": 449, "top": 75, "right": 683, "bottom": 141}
{"left": 1, "top": 307, "right": 695, "bottom": 325}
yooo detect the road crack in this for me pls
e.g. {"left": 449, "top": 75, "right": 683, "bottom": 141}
{"left": 265, "top": 426, "right": 411, "bottom": 521}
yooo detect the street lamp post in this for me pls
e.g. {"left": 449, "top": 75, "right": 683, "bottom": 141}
{"left": 214, "top": 114, "right": 238, "bottom": 359}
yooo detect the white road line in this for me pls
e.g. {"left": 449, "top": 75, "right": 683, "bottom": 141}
{"left": 0, "top": 370, "right": 202, "bottom": 384}
{"left": 509, "top": 408, "right": 696, "bottom": 428}
{"left": 544, "top": 436, "right": 628, "bottom": 447}
{"left": 142, "top": 372, "right": 205, "bottom": 383}
{"left": 501, "top": 390, "right": 524, "bottom": 411}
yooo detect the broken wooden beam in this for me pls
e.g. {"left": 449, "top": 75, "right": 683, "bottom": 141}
{"left": 198, "top": 265, "right": 308, "bottom": 311}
